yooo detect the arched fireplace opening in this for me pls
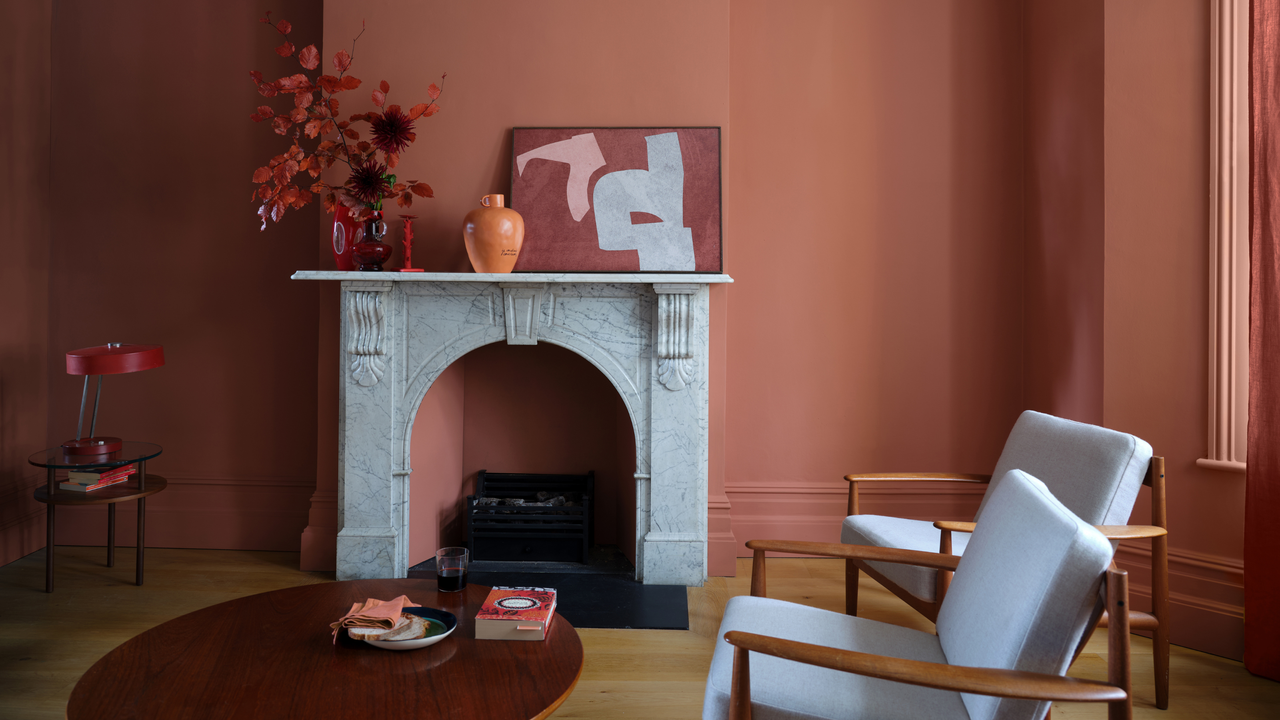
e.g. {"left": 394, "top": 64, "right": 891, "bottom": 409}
{"left": 407, "top": 342, "right": 637, "bottom": 574}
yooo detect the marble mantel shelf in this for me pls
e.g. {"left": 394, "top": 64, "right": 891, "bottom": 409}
{"left": 292, "top": 271, "right": 734, "bottom": 284}
{"left": 295, "top": 269, "right": 732, "bottom": 586}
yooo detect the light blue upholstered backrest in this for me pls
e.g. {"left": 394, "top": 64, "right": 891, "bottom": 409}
{"left": 975, "top": 411, "right": 1152, "bottom": 526}
{"left": 938, "top": 470, "right": 1114, "bottom": 720}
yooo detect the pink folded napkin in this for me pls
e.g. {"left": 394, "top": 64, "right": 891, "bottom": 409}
{"left": 330, "top": 595, "right": 421, "bottom": 642}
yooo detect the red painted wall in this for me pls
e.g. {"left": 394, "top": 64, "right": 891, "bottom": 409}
{"left": 36, "top": 0, "right": 324, "bottom": 552}
{"left": 0, "top": 0, "right": 53, "bottom": 567}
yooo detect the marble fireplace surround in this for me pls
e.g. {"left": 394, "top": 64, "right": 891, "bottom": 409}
{"left": 293, "top": 271, "right": 733, "bottom": 585}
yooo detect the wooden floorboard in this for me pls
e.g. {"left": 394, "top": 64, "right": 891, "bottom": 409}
{"left": 0, "top": 548, "right": 1275, "bottom": 718}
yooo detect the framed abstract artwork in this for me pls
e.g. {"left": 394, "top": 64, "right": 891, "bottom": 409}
{"left": 510, "top": 127, "right": 721, "bottom": 272}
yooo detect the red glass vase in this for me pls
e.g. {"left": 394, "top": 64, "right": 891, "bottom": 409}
{"left": 331, "top": 205, "right": 359, "bottom": 270}
{"left": 351, "top": 212, "right": 392, "bottom": 271}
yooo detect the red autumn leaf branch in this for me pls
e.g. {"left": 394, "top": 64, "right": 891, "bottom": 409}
{"left": 249, "top": 12, "right": 445, "bottom": 229}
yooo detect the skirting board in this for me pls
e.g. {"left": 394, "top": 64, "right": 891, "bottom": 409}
{"left": 0, "top": 473, "right": 57, "bottom": 566}
{"left": 708, "top": 495, "right": 736, "bottom": 576}
{"left": 726, "top": 482, "right": 987, "bottom": 550}
{"left": 1116, "top": 542, "right": 1245, "bottom": 660}
{"left": 47, "top": 475, "right": 313, "bottom": 552}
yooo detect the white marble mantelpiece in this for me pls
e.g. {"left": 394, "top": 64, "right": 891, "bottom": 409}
{"left": 293, "top": 271, "right": 732, "bottom": 585}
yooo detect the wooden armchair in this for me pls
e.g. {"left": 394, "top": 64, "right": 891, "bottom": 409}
{"left": 704, "top": 470, "right": 1141, "bottom": 720}
{"left": 842, "top": 411, "right": 1169, "bottom": 709}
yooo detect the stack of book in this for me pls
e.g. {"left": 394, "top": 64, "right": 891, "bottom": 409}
{"left": 59, "top": 463, "right": 137, "bottom": 493}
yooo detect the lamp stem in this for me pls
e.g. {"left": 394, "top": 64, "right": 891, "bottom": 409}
{"left": 89, "top": 375, "right": 104, "bottom": 438}
{"left": 75, "top": 375, "right": 90, "bottom": 440}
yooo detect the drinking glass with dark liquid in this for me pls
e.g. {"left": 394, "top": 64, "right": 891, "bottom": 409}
{"left": 436, "top": 547, "right": 468, "bottom": 592}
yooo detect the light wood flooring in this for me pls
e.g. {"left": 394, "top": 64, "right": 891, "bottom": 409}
{"left": 0, "top": 546, "right": 1275, "bottom": 718}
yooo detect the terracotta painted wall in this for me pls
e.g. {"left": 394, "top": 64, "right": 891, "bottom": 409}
{"left": 1023, "top": 0, "right": 1243, "bottom": 659}
{"left": 723, "top": 0, "right": 1026, "bottom": 547}
{"left": 1023, "top": 0, "right": 1106, "bottom": 424}
{"left": 39, "top": 0, "right": 323, "bottom": 552}
{"left": 0, "top": 0, "right": 53, "bottom": 567}
{"left": 408, "top": 359, "right": 464, "bottom": 568}
{"left": 1102, "top": 0, "right": 1245, "bottom": 660}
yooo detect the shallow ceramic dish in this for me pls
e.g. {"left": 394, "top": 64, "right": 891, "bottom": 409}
{"left": 362, "top": 607, "right": 457, "bottom": 651}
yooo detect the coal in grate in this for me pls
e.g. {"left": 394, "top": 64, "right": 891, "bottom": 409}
{"left": 465, "top": 470, "right": 594, "bottom": 564}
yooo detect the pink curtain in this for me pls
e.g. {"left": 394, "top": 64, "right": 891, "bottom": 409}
{"left": 1247, "top": 0, "right": 1280, "bottom": 681}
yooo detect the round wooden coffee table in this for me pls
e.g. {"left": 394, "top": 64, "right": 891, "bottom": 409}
{"left": 67, "top": 579, "right": 583, "bottom": 719}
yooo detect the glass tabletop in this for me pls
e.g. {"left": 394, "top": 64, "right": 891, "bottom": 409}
{"left": 28, "top": 442, "right": 163, "bottom": 469}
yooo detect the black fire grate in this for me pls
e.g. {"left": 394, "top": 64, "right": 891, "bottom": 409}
{"left": 465, "top": 470, "right": 594, "bottom": 564}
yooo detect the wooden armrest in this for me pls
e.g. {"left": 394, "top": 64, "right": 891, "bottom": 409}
{"left": 745, "top": 539, "right": 961, "bottom": 571}
{"left": 931, "top": 521, "right": 1165, "bottom": 540}
{"left": 844, "top": 473, "right": 992, "bottom": 483}
{"left": 724, "top": 631, "right": 1126, "bottom": 703}
{"left": 1095, "top": 525, "right": 1166, "bottom": 539}
{"left": 844, "top": 474, "right": 990, "bottom": 516}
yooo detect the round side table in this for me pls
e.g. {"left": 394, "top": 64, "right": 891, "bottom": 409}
{"left": 28, "top": 442, "right": 164, "bottom": 593}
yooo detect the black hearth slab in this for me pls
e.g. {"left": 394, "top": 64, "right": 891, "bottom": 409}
{"left": 468, "top": 571, "right": 689, "bottom": 630}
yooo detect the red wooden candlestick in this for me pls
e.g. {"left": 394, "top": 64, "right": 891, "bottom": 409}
{"left": 398, "top": 215, "right": 424, "bottom": 272}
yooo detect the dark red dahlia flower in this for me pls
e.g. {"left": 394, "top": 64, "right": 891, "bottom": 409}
{"left": 370, "top": 107, "right": 416, "bottom": 154}
{"left": 347, "top": 160, "right": 392, "bottom": 205}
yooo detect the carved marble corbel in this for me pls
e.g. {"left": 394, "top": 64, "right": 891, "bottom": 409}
{"left": 501, "top": 283, "right": 546, "bottom": 345}
{"left": 347, "top": 282, "right": 392, "bottom": 387}
{"left": 653, "top": 283, "right": 698, "bottom": 391}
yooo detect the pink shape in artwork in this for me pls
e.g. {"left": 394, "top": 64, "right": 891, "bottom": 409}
{"left": 515, "top": 133, "right": 606, "bottom": 221}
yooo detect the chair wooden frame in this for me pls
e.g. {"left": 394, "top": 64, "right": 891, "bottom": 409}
{"left": 842, "top": 457, "right": 1169, "bottom": 709}
{"left": 731, "top": 540, "right": 1134, "bottom": 720}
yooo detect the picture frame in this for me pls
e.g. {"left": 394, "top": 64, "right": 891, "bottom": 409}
{"left": 510, "top": 127, "right": 721, "bottom": 273}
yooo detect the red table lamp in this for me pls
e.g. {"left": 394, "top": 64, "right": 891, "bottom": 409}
{"left": 62, "top": 343, "right": 165, "bottom": 455}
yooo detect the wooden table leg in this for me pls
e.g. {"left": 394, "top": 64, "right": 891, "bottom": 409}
{"left": 136, "top": 496, "right": 145, "bottom": 586}
{"left": 46, "top": 503, "right": 55, "bottom": 593}
{"left": 46, "top": 466, "right": 55, "bottom": 593}
{"left": 107, "top": 503, "right": 115, "bottom": 568}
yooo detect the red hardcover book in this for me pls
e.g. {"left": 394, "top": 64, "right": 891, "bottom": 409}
{"left": 475, "top": 586, "right": 557, "bottom": 641}
{"left": 66, "top": 463, "right": 136, "bottom": 484}
{"left": 59, "top": 474, "right": 130, "bottom": 493}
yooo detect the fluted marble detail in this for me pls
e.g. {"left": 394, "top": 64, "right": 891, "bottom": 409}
{"left": 655, "top": 284, "right": 697, "bottom": 392}
{"left": 347, "top": 289, "right": 388, "bottom": 387}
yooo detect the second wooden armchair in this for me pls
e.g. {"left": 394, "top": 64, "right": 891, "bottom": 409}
{"left": 841, "top": 410, "right": 1170, "bottom": 709}
{"left": 704, "top": 469, "right": 1140, "bottom": 720}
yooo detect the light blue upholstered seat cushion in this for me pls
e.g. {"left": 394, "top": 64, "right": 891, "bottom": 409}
{"left": 703, "top": 596, "right": 970, "bottom": 720}
{"left": 937, "top": 470, "right": 1114, "bottom": 720}
{"left": 840, "top": 516, "right": 972, "bottom": 603}
{"left": 842, "top": 410, "right": 1151, "bottom": 603}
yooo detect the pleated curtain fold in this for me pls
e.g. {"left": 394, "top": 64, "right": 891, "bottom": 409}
{"left": 1246, "top": 0, "right": 1280, "bottom": 681}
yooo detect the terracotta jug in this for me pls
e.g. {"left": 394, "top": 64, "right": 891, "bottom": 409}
{"left": 463, "top": 194, "right": 525, "bottom": 273}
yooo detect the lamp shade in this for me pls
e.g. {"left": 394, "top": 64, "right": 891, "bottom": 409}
{"left": 66, "top": 344, "right": 164, "bottom": 376}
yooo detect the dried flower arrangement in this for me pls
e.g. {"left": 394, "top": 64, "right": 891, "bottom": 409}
{"left": 249, "top": 12, "right": 444, "bottom": 229}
